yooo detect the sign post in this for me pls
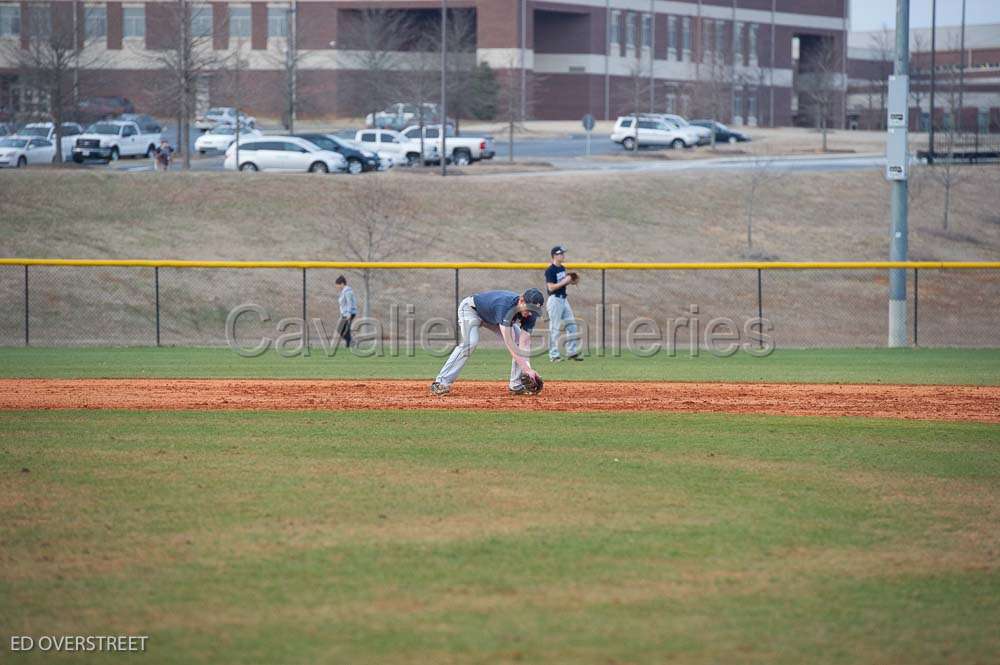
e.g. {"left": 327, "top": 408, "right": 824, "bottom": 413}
{"left": 582, "top": 114, "right": 595, "bottom": 157}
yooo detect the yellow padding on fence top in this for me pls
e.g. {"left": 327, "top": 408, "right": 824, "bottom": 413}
{"left": 1, "top": 259, "right": 1000, "bottom": 270}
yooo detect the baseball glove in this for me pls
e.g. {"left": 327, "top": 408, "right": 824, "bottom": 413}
{"left": 568, "top": 272, "right": 580, "bottom": 285}
{"left": 519, "top": 373, "right": 544, "bottom": 395}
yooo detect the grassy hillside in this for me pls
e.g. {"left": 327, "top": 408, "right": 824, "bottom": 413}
{"left": 1, "top": 168, "right": 998, "bottom": 348}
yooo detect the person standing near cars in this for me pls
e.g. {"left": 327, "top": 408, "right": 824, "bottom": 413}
{"left": 155, "top": 138, "right": 173, "bottom": 172}
{"left": 335, "top": 275, "right": 357, "bottom": 348}
{"left": 545, "top": 245, "right": 583, "bottom": 362}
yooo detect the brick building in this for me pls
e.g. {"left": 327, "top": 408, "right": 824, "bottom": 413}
{"left": 847, "top": 23, "right": 1000, "bottom": 133}
{"left": 0, "top": 0, "right": 850, "bottom": 126}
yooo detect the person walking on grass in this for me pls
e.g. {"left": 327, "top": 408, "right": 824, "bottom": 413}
{"left": 154, "top": 138, "right": 173, "bottom": 172}
{"left": 335, "top": 275, "right": 357, "bottom": 348}
{"left": 430, "top": 288, "right": 545, "bottom": 396}
{"left": 545, "top": 245, "right": 583, "bottom": 362}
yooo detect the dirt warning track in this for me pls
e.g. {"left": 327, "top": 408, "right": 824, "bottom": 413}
{"left": 2, "top": 379, "right": 999, "bottom": 422}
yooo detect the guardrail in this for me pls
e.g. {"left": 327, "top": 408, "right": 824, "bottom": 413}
{"left": 2, "top": 259, "right": 999, "bottom": 349}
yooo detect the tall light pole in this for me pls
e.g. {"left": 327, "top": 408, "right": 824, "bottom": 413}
{"left": 958, "top": 0, "right": 966, "bottom": 133}
{"left": 887, "top": 0, "right": 910, "bottom": 348}
{"left": 928, "top": 0, "right": 936, "bottom": 160}
{"left": 440, "top": 0, "right": 448, "bottom": 176}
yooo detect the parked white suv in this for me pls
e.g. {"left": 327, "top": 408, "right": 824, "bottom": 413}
{"left": 224, "top": 136, "right": 347, "bottom": 173}
{"left": 611, "top": 116, "right": 697, "bottom": 150}
{"left": 73, "top": 120, "right": 162, "bottom": 162}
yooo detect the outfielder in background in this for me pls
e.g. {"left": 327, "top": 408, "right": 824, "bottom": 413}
{"left": 431, "top": 288, "right": 546, "bottom": 396}
{"left": 335, "top": 275, "right": 357, "bottom": 349}
{"left": 545, "top": 245, "right": 583, "bottom": 362}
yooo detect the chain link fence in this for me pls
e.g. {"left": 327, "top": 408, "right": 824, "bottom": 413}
{"left": 1, "top": 262, "right": 998, "bottom": 350}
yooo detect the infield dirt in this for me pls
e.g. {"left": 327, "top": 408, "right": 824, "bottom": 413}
{"left": 4, "top": 379, "right": 999, "bottom": 422}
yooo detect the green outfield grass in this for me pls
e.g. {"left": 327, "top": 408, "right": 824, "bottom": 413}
{"left": 2, "top": 410, "right": 998, "bottom": 664}
{"left": 1, "top": 346, "right": 999, "bottom": 384}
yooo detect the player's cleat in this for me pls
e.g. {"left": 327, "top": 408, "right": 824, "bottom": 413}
{"left": 549, "top": 356, "right": 563, "bottom": 363}
{"left": 568, "top": 353, "right": 584, "bottom": 362}
{"left": 430, "top": 382, "right": 450, "bottom": 396}
{"left": 508, "top": 384, "right": 531, "bottom": 396}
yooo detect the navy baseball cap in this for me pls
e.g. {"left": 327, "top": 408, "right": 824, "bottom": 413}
{"left": 551, "top": 245, "right": 567, "bottom": 256}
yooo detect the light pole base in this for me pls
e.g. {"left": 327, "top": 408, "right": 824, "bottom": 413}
{"left": 888, "top": 299, "right": 908, "bottom": 347}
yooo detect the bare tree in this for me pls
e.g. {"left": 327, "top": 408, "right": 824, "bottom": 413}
{"left": 338, "top": 8, "right": 415, "bottom": 126}
{"left": 866, "top": 25, "right": 894, "bottom": 130}
{"left": 797, "top": 37, "right": 841, "bottom": 152}
{"left": 146, "top": 1, "right": 227, "bottom": 170}
{"left": 258, "top": 3, "right": 306, "bottom": 131}
{"left": 424, "top": 8, "right": 481, "bottom": 133}
{"left": 742, "top": 150, "right": 782, "bottom": 254}
{"left": 909, "top": 31, "right": 929, "bottom": 130}
{"left": 927, "top": 38, "right": 966, "bottom": 231}
{"left": 689, "top": 33, "right": 732, "bottom": 148}
{"left": 334, "top": 178, "right": 417, "bottom": 318}
{"left": 3, "top": 2, "right": 106, "bottom": 162}
{"left": 494, "top": 55, "right": 540, "bottom": 162}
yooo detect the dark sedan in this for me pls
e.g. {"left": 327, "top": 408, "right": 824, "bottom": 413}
{"left": 690, "top": 120, "right": 750, "bottom": 144}
{"left": 294, "top": 133, "right": 380, "bottom": 174}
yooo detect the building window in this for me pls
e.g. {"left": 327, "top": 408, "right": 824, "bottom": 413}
{"left": 610, "top": 10, "right": 620, "bottom": 45}
{"left": 267, "top": 7, "right": 288, "bottom": 38}
{"left": 735, "top": 22, "right": 744, "bottom": 65}
{"left": 665, "top": 89, "right": 676, "bottom": 114}
{"left": 642, "top": 14, "right": 651, "bottom": 49}
{"left": 682, "top": 16, "right": 691, "bottom": 58}
{"left": 191, "top": 4, "right": 212, "bottom": 38}
{"left": 229, "top": 5, "right": 250, "bottom": 39}
{"left": 733, "top": 88, "right": 742, "bottom": 121}
{"left": 85, "top": 5, "right": 107, "bottom": 39}
{"left": 123, "top": 6, "right": 144, "bottom": 38}
{"left": 626, "top": 13, "right": 636, "bottom": 47}
{"left": 748, "top": 89, "right": 757, "bottom": 122}
{"left": 0, "top": 4, "right": 19, "bottom": 37}
{"left": 27, "top": 4, "right": 51, "bottom": 38}
{"left": 701, "top": 19, "right": 711, "bottom": 57}
{"left": 667, "top": 16, "right": 677, "bottom": 59}
{"left": 715, "top": 20, "right": 726, "bottom": 58}
{"left": 748, "top": 23, "right": 758, "bottom": 64}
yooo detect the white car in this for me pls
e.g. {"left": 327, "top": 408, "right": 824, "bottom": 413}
{"left": 195, "top": 125, "right": 261, "bottom": 154}
{"left": 224, "top": 136, "right": 347, "bottom": 173}
{"left": 658, "top": 114, "right": 712, "bottom": 144}
{"left": 20, "top": 122, "right": 84, "bottom": 157}
{"left": 195, "top": 107, "right": 256, "bottom": 132}
{"left": 610, "top": 116, "right": 698, "bottom": 150}
{"left": 354, "top": 128, "right": 438, "bottom": 167}
{"left": 72, "top": 120, "right": 162, "bottom": 162}
{"left": 366, "top": 103, "right": 438, "bottom": 130}
{"left": 0, "top": 135, "right": 55, "bottom": 167}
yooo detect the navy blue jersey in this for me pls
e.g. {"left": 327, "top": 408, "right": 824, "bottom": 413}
{"left": 545, "top": 263, "right": 568, "bottom": 298}
{"left": 473, "top": 290, "right": 537, "bottom": 331}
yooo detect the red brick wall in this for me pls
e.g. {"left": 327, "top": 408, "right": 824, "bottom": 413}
{"left": 299, "top": 2, "right": 337, "bottom": 50}
{"left": 476, "top": 0, "right": 520, "bottom": 49}
{"left": 213, "top": 2, "right": 229, "bottom": 50}
{"left": 107, "top": 2, "right": 123, "bottom": 50}
{"left": 251, "top": 2, "right": 267, "bottom": 50}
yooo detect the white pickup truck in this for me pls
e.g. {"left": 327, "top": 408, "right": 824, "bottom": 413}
{"left": 400, "top": 124, "right": 495, "bottom": 166}
{"left": 20, "top": 122, "right": 84, "bottom": 158}
{"left": 354, "top": 128, "right": 439, "bottom": 167}
{"left": 73, "top": 120, "right": 162, "bottom": 163}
